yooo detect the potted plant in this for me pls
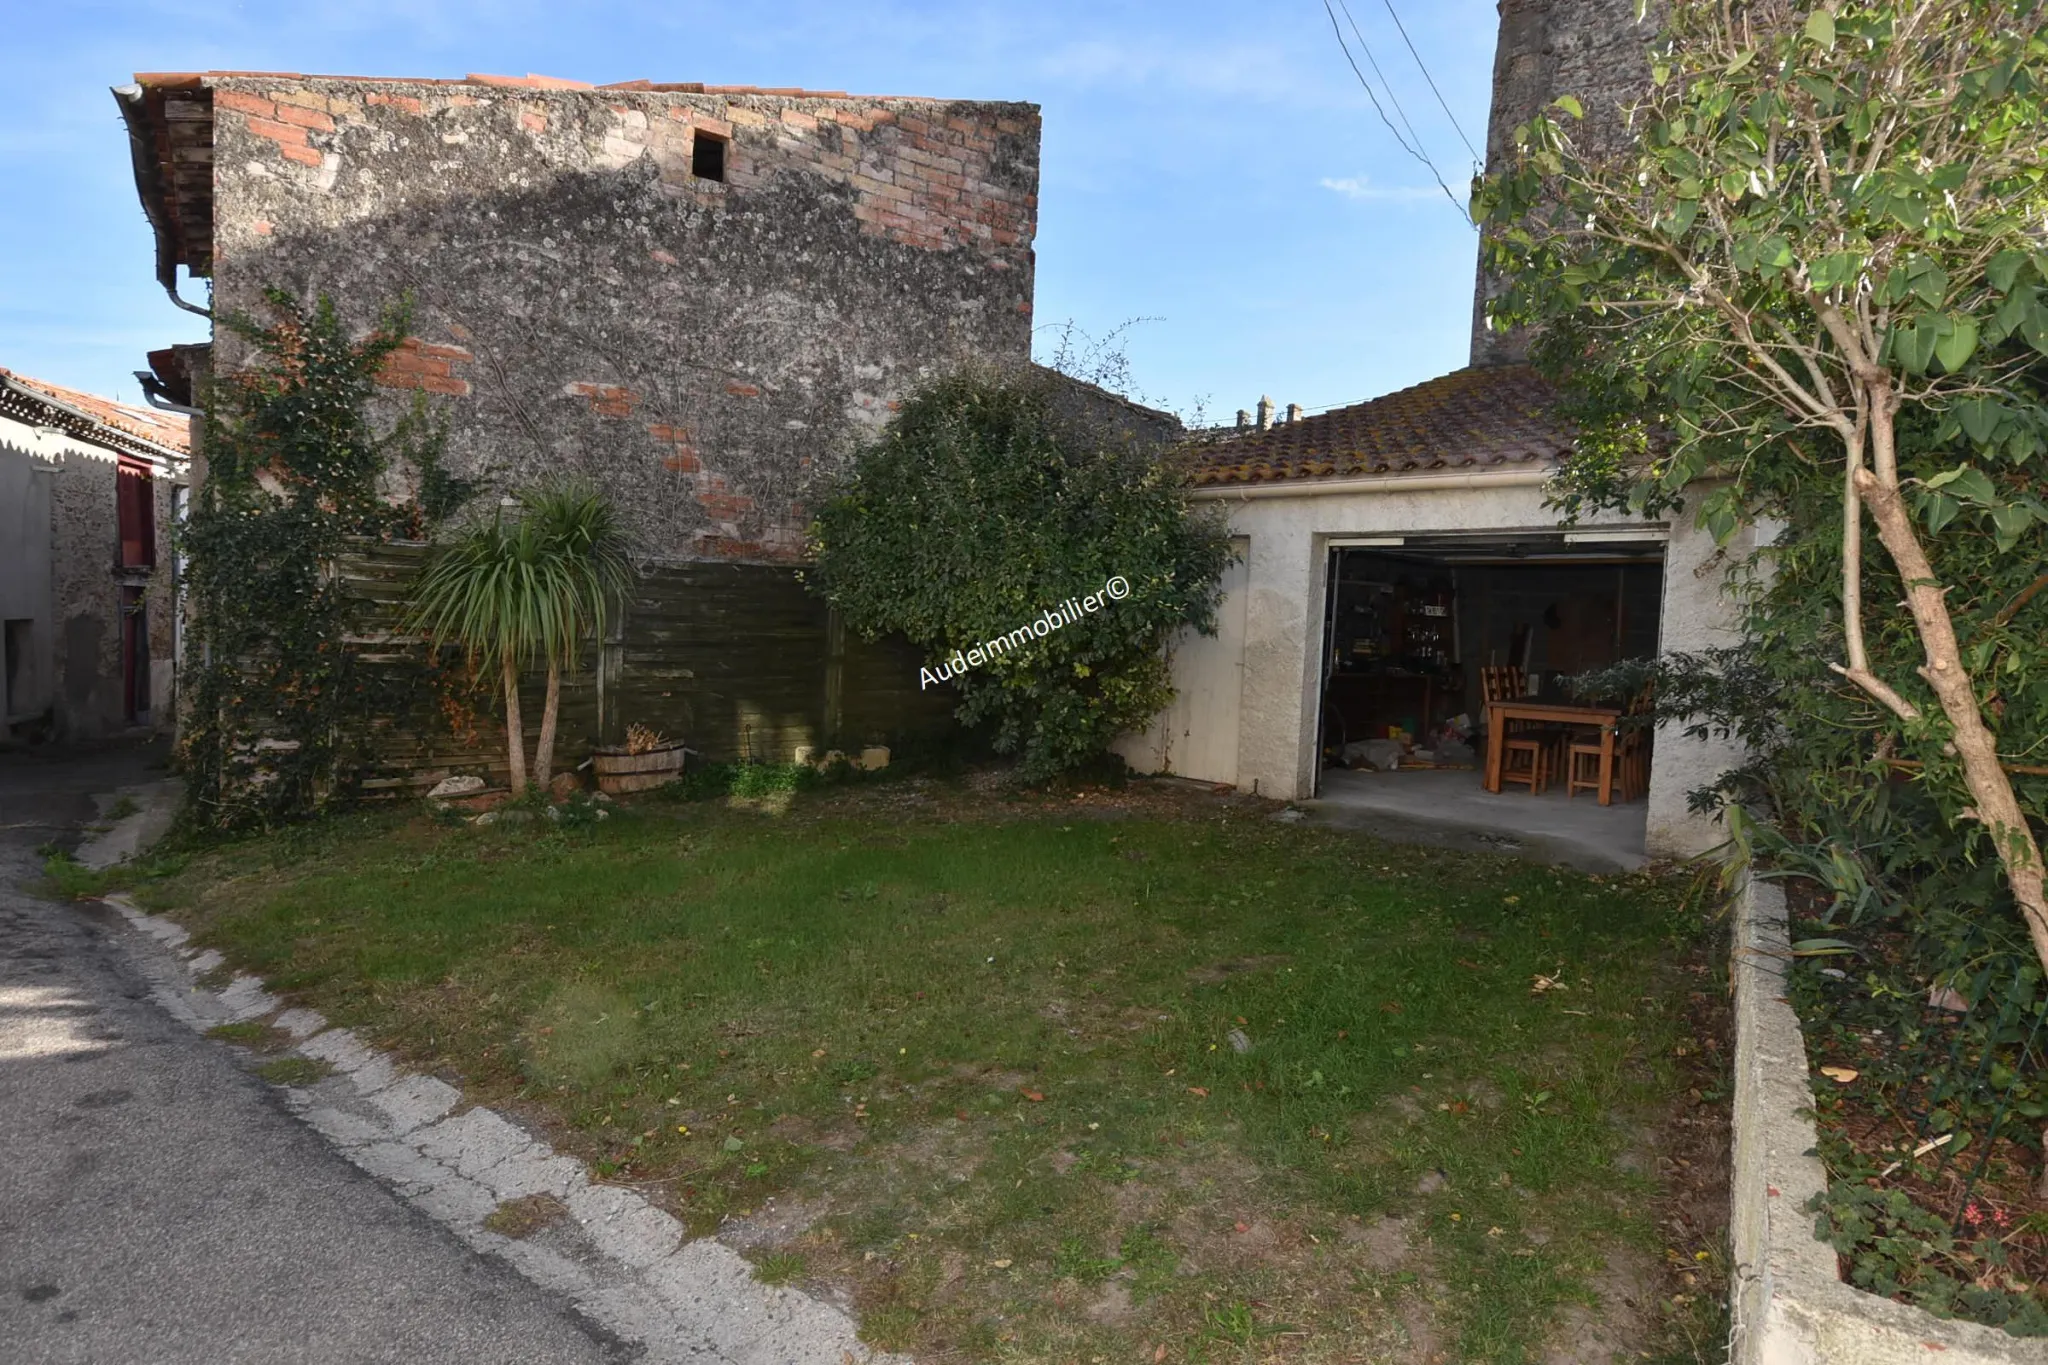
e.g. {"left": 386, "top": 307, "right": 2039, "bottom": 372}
{"left": 593, "top": 723, "right": 686, "bottom": 794}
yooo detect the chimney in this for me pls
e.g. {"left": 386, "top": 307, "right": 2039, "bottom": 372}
{"left": 1235, "top": 409, "right": 1251, "bottom": 430}
{"left": 1286, "top": 402, "right": 1303, "bottom": 424}
{"left": 1256, "top": 395, "right": 1274, "bottom": 431}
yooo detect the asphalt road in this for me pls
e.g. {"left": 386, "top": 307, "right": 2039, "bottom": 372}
{"left": 0, "top": 743, "right": 624, "bottom": 1364}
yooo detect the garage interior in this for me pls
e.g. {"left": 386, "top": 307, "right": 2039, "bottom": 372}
{"left": 1309, "top": 530, "right": 1667, "bottom": 871}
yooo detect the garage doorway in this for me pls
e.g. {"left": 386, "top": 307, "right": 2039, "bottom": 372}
{"left": 1310, "top": 531, "right": 1666, "bottom": 864}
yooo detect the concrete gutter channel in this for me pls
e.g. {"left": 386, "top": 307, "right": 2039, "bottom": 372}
{"left": 74, "top": 799, "right": 897, "bottom": 1365}
{"left": 1731, "top": 872, "right": 2048, "bottom": 1363}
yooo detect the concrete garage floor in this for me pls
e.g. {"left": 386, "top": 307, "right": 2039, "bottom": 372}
{"left": 1302, "top": 766, "right": 1649, "bottom": 874}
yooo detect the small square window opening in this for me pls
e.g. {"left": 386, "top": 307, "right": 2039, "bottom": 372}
{"left": 691, "top": 132, "right": 727, "bottom": 183}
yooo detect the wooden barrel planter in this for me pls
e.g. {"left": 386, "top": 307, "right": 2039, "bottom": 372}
{"left": 591, "top": 742, "right": 687, "bottom": 795}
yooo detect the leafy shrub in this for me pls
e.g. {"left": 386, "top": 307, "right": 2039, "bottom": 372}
{"left": 809, "top": 366, "right": 1234, "bottom": 779}
{"left": 1812, "top": 1184, "right": 2048, "bottom": 1335}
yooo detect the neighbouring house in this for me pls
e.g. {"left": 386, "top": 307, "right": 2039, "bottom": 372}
{"left": 113, "top": 69, "right": 1045, "bottom": 789}
{"left": 1115, "top": 0, "right": 1752, "bottom": 860}
{"left": 0, "top": 369, "right": 189, "bottom": 742}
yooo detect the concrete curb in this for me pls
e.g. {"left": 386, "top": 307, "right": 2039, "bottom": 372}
{"left": 74, "top": 778, "right": 182, "bottom": 871}
{"left": 1730, "top": 872, "right": 2048, "bottom": 1363}
{"left": 97, "top": 891, "right": 902, "bottom": 1365}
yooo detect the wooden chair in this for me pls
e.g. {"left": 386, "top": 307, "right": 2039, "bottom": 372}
{"left": 1567, "top": 685, "right": 1653, "bottom": 801}
{"left": 1480, "top": 666, "right": 1527, "bottom": 712}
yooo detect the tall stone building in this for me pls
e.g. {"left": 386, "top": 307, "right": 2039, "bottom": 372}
{"left": 111, "top": 70, "right": 1051, "bottom": 780}
{"left": 117, "top": 72, "right": 1041, "bottom": 562}
{"left": 1471, "top": 0, "right": 1657, "bottom": 365}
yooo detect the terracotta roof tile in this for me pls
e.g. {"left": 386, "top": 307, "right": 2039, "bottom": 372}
{"left": 134, "top": 71, "right": 890, "bottom": 101}
{"left": 0, "top": 369, "right": 190, "bottom": 456}
{"left": 1184, "top": 364, "right": 1570, "bottom": 487}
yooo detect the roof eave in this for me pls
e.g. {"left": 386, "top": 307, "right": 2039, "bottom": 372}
{"left": 112, "top": 83, "right": 180, "bottom": 295}
{"left": 0, "top": 375, "right": 191, "bottom": 468}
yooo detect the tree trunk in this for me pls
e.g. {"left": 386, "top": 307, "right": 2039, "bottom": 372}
{"left": 534, "top": 658, "right": 561, "bottom": 791}
{"left": 1854, "top": 441, "right": 2048, "bottom": 975}
{"left": 501, "top": 654, "right": 529, "bottom": 793}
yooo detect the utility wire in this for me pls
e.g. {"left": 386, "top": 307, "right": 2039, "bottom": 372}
{"left": 1320, "top": 0, "right": 1472, "bottom": 226}
{"left": 1380, "top": 0, "right": 1484, "bottom": 167}
{"left": 1337, "top": 0, "right": 1435, "bottom": 179}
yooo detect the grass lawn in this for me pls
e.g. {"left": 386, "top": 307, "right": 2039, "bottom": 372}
{"left": 112, "top": 773, "right": 1727, "bottom": 1362}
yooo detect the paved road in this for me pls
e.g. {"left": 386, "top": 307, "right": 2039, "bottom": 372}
{"left": 0, "top": 743, "right": 624, "bottom": 1364}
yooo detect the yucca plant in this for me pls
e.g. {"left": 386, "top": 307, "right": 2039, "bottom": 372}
{"left": 407, "top": 483, "right": 633, "bottom": 792}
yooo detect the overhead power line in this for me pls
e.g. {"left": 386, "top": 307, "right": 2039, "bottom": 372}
{"left": 1320, "top": 0, "right": 1473, "bottom": 227}
{"left": 1379, "top": 0, "right": 1484, "bottom": 167}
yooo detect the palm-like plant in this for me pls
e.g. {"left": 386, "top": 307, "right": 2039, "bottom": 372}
{"left": 407, "top": 484, "right": 633, "bottom": 792}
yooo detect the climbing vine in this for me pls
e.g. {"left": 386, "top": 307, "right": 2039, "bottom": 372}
{"left": 178, "top": 289, "right": 469, "bottom": 831}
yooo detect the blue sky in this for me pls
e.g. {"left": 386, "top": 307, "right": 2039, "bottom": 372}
{"left": 0, "top": 0, "right": 1499, "bottom": 419}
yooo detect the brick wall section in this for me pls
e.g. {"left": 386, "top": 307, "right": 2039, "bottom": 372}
{"left": 204, "top": 75, "right": 1040, "bottom": 562}
{"left": 1470, "top": 0, "right": 1659, "bottom": 366}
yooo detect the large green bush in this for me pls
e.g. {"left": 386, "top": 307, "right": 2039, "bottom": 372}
{"left": 808, "top": 368, "right": 1234, "bottom": 778}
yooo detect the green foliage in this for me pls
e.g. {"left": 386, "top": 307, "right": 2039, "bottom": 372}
{"left": 408, "top": 483, "right": 633, "bottom": 681}
{"left": 178, "top": 290, "right": 462, "bottom": 832}
{"left": 1476, "top": 0, "right": 2048, "bottom": 935}
{"left": 1479, "top": 2, "right": 2048, "bottom": 1329}
{"left": 808, "top": 367, "right": 1234, "bottom": 779}
{"left": 1811, "top": 1183, "right": 2048, "bottom": 1334}
{"left": 407, "top": 481, "right": 633, "bottom": 790}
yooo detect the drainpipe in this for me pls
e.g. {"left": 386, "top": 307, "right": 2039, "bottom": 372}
{"left": 135, "top": 372, "right": 202, "bottom": 417}
{"left": 163, "top": 282, "right": 211, "bottom": 319}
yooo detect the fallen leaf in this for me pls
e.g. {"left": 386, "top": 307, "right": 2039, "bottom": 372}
{"left": 1819, "top": 1066, "right": 1858, "bottom": 1083}
{"left": 1187, "top": 1086, "right": 1209, "bottom": 1098}
{"left": 1233, "top": 1221, "right": 1250, "bottom": 1233}
{"left": 989, "top": 1258, "right": 1013, "bottom": 1269}
{"left": 955, "top": 1109, "right": 970, "bottom": 1121}
{"left": 1154, "top": 1346, "right": 1168, "bottom": 1364}
{"left": 811, "top": 1048, "right": 826, "bottom": 1059}
{"left": 1020, "top": 1089, "right": 1045, "bottom": 1102}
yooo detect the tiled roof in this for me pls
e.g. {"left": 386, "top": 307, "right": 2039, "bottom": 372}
{"left": 0, "top": 369, "right": 190, "bottom": 457}
{"left": 1184, "top": 364, "right": 1571, "bottom": 487}
{"left": 129, "top": 71, "right": 878, "bottom": 99}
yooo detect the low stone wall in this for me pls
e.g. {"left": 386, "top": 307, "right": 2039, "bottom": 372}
{"left": 1730, "top": 873, "right": 2048, "bottom": 1362}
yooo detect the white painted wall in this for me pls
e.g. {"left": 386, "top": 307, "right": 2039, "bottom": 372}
{"left": 1644, "top": 499, "right": 1756, "bottom": 860}
{"left": 0, "top": 434, "right": 56, "bottom": 726}
{"left": 1119, "top": 469, "right": 1751, "bottom": 859}
{"left": 1115, "top": 537, "right": 1248, "bottom": 784}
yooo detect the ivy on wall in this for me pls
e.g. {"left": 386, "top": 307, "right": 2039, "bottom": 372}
{"left": 178, "top": 289, "right": 468, "bottom": 831}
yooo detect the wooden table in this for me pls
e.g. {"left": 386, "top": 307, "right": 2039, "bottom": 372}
{"left": 1482, "top": 701, "right": 1624, "bottom": 804}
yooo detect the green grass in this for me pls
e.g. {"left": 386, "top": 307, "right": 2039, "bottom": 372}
{"left": 133, "top": 779, "right": 1717, "bottom": 1362}
{"left": 254, "top": 1056, "right": 334, "bottom": 1087}
{"left": 753, "top": 1251, "right": 807, "bottom": 1286}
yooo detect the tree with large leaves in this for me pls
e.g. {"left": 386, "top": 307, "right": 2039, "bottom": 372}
{"left": 1475, "top": 1, "right": 2048, "bottom": 965}
{"left": 408, "top": 485, "right": 633, "bottom": 792}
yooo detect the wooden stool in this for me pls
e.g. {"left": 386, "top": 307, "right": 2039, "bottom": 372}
{"left": 1566, "top": 735, "right": 1606, "bottom": 799}
{"left": 1502, "top": 733, "right": 1554, "bottom": 794}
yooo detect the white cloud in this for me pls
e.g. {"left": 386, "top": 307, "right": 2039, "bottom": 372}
{"left": 1319, "top": 175, "right": 1447, "bottom": 203}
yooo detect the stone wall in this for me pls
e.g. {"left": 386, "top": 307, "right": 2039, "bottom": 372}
{"left": 1471, "top": 0, "right": 1660, "bottom": 365}
{"left": 202, "top": 76, "right": 1040, "bottom": 563}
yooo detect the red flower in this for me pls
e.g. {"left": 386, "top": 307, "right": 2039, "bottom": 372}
{"left": 1964, "top": 1202, "right": 1984, "bottom": 1227}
